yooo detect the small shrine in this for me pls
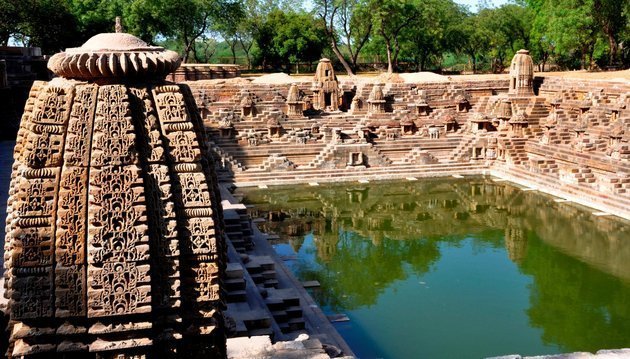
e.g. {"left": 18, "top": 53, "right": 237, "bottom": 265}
{"left": 508, "top": 111, "right": 528, "bottom": 137}
{"left": 241, "top": 95, "right": 255, "bottom": 117}
{"left": 606, "top": 121, "right": 627, "bottom": 159}
{"left": 401, "top": 116, "right": 415, "bottom": 135}
{"left": 495, "top": 98, "right": 513, "bottom": 131}
{"left": 367, "top": 84, "right": 386, "bottom": 114}
{"left": 470, "top": 113, "right": 495, "bottom": 132}
{"left": 417, "top": 97, "right": 431, "bottom": 116}
{"left": 456, "top": 94, "right": 470, "bottom": 113}
{"left": 443, "top": 112, "right": 458, "bottom": 132}
{"left": 267, "top": 117, "right": 283, "bottom": 137}
{"left": 286, "top": 84, "right": 303, "bottom": 116}
{"left": 508, "top": 49, "right": 535, "bottom": 96}
{"left": 218, "top": 110, "right": 236, "bottom": 138}
{"left": 350, "top": 95, "right": 363, "bottom": 113}
{"left": 311, "top": 58, "right": 340, "bottom": 111}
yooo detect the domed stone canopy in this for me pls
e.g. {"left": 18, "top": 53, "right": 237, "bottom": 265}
{"left": 48, "top": 32, "right": 181, "bottom": 80}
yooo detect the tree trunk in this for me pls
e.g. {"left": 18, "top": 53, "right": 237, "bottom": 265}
{"left": 469, "top": 53, "right": 476, "bottom": 73}
{"left": 183, "top": 43, "right": 192, "bottom": 63}
{"left": 243, "top": 51, "right": 252, "bottom": 70}
{"left": 385, "top": 39, "right": 394, "bottom": 74}
{"left": 239, "top": 38, "right": 253, "bottom": 70}
{"left": 230, "top": 42, "right": 237, "bottom": 64}
{"left": 588, "top": 44, "right": 596, "bottom": 70}
{"left": 607, "top": 32, "right": 618, "bottom": 65}
{"left": 331, "top": 40, "right": 355, "bottom": 76}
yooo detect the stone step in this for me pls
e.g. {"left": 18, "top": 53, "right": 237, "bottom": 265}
{"left": 227, "top": 290, "right": 247, "bottom": 303}
{"left": 225, "top": 278, "right": 246, "bottom": 291}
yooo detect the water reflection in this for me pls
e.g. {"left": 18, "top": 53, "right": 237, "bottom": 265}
{"left": 238, "top": 177, "right": 630, "bottom": 356}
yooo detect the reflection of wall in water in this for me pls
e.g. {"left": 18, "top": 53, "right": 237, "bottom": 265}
{"left": 505, "top": 226, "right": 528, "bottom": 263}
{"left": 240, "top": 180, "right": 630, "bottom": 281}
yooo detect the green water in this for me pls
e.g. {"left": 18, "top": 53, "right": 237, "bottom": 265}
{"left": 237, "top": 177, "right": 630, "bottom": 359}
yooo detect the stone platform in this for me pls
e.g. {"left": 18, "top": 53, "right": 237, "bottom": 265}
{"left": 488, "top": 348, "right": 630, "bottom": 359}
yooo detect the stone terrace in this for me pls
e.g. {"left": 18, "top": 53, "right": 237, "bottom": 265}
{"left": 185, "top": 58, "right": 629, "bottom": 219}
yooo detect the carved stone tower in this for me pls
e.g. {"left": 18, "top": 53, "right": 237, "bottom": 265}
{"left": 311, "top": 58, "right": 339, "bottom": 111}
{"left": 508, "top": 49, "right": 534, "bottom": 96}
{"left": 4, "top": 31, "right": 226, "bottom": 358}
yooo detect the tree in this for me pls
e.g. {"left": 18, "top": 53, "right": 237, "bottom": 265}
{"left": 0, "top": 0, "right": 21, "bottom": 46}
{"left": 233, "top": 0, "right": 260, "bottom": 69}
{"left": 236, "top": 0, "right": 306, "bottom": 69}
{"left": 399, "top": 0, "right": 465, "bottom": 71}
{"left": 527, "top": 0, "right": 599, "bottom": 70}
{"left": 253, "top": 10, "right": 328, "bottom": 71}
{"left": 316, "top": 0, "right": 356, "bottom": 75}
{"left": 450, "top": 13, "right": 491, "bottom": 73}
{"left": 215, "top": 1, "right": 245, "bottom": 64}
{"left": 67, "top": 0, "right": 128, "bottom": 38}
{"left": 474, "top": 5, "right": 533, "bottom": 73}
{"left": 9, "top": 0, "right": 80, "bottom": 53}
{"left": 127, "top": 0, "right": 239, "bottom": 63}
{"left": 315, "top": 0, "right": 374, "bottom": 75}
{"left": 338, "top": 0, "right": 373, "bottom": 73}
{"left": 592, "top": 0, "right": 626, "bottom": 65}
{"left": 370, "top": 0, "right": 420, "bottom": 73}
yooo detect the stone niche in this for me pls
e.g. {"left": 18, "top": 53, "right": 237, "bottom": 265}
{"left": 3, "top": 30, "right": 226, "bottom": 358}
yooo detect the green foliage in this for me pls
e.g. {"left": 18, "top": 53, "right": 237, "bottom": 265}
{"left": 399, "top": 0, "right": 467, "bottom": 71}
{"left": 68, "top": 0, "right": 126, "bottom": 36}
{"left": 252, "top": 10, "right": 327, "bottom": 71}
{"left": 527, "top": 0, "right": 626, "bottom": 69}
{"left": 8, "top": 0, "right": 80, "bottom": 53}
{"left": 126, "top": 0, "right": 240, "bottom": 62}
{"left": 0, "top": 0, "right": 20, "bottom": 45}
{"left": 369, "top": 0, "right": 420, "bottom": 72}
{"left": 2, "top": 0, "right": 627, "bottom": 70}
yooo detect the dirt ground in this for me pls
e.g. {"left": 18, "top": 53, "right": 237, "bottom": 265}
{"left": 246, "top": 69, "right": 630, "bottom": 83}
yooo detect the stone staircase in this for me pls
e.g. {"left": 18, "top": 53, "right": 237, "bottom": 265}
{"left": 448, "top": 135, "right": 476, "bottom": 162}
{"left": 559, "top": 166, "right": 597, "bottom": 185}
{"left": 265, "top": 288, "right": 305, "bottom": 334}
{"left": 256, "top": 154, "right": 298, "bottom": 172}
{"left": 492, "top": 162, "right": 630, "bottom": 218}
{"left": 232, "top": 161, "right": 489, "bottom": 186}
{"left": 209, "top": 140, "right": 246, "bottom": 171}
{"left": 398, "top": 147, "right": 439, "bottom": 165}
{"left": 527, "top": 156, "right": 559, "bottom": 175}
{"left": 503, "top": 138, "right": 529, "bottom": 165}
{"left": 306, "top": 143, "right": 338, "bottom": 168}
{"left": 223, "top": 200, "right": 254, "bottom": 253}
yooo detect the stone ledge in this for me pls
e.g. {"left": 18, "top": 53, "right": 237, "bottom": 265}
{"left": 487, "top": 348, "right": 630, "bottom": 359}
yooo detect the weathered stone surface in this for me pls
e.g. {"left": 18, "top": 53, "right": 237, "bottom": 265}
{"left": 191, "top": 50, "right": 629, "bottom": 219}
{"left": 4, "top": 30, "right": 226, "bottom": 358}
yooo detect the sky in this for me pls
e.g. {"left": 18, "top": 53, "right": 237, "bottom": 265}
{"left": 453, "top": 0, "right": 511, "bottom": 12}
{"left": 302, "top": 0, "right": 513, "bottom": 13}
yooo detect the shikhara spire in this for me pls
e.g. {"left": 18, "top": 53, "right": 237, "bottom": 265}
{"left": 4, "top": 30, "right": 226, "bottom": 358}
